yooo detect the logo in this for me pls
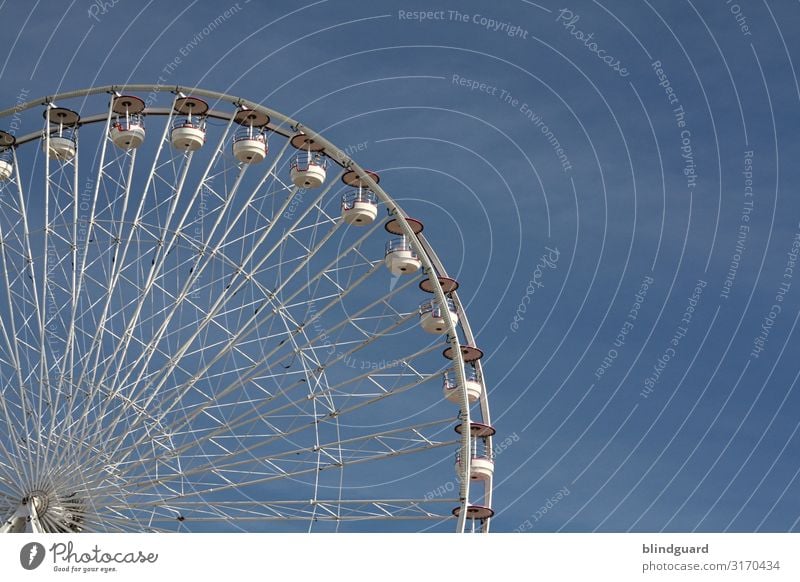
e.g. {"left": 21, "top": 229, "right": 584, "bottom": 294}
{"left": 20, "top": 542, "right": 46, "bottom": 570}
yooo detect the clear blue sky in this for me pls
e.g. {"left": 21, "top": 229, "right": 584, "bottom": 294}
{"left": 1, "top": 0, "right": 798, "bottom": 532}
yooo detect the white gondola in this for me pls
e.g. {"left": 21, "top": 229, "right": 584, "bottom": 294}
{"left": 289, "top": 133, "right": 327, "bottom": 187}
{"left": 290, "top": 151, "right": 327, "bottom": 188}
{"left": 109, "top": 95, "right": 146, "bottom": 150}
{"left": 233, "top": 108, "right": 269, "bottom": 164}
{"left": 419, "top": 297, "right": 459, "bottom": 334}
{"left": 455, "top": 423, "right": 495, "bottom": 482}
{"left": 110, "top": 115, "right": 145, "bottom": 149}
{"left": 456, "top": 451, "right": 495, "bottom": 482}
{"left": 43, "top": 107, "right": 79, "bottom": 161}
{"left": 45, "top": 134, "right": 77, "bottom": 161}
{"left": 341, "top": 189, "right": 378, "bottom": 225}
{"left": 443, "top": 367, "right": 483, "bottom": 404}
{"left": 0, "top": 131, "right": 13, "bottom": 181}
{"left": 384, "top": 237, "right": 421, "bottom": 275}
{"left": 171, "top": 96, "right": 207, "bottom": 151}
{"left": 172, "top": 119, "right": 206, "bottom": 151}
{"left": 233, "top": 127, "right": 267, "bottom": 163}
{"left": 0, "top": 149, "right": 13, "bottom": 181}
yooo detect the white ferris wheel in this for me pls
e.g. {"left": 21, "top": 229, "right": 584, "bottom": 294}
{"left": 0, "top": 85, "right": 493, "bottom": 533}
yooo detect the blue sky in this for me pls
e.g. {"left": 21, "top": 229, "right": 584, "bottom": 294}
{"left": 0, "top": 0, "right": 799, "bottom": 532}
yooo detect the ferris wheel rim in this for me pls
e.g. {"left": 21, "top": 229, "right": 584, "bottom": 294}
{"left": 0, "top": 84, "right": 492, "bottom": 533}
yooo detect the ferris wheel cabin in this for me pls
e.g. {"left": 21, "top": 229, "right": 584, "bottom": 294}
{"left": 171, "top": 96, "right": 208, "bottom": 151}
{"left": 454, "top": 422, "right": 496, "bottom": 482}
{"left": 341, "top": 189, "right": 378, "bottom": 225}
{"left": 385, "top": 237, "right": 421, "bottom": 275}
{"left": 0, "top": 131, "right": 15, "bottom": 181}
{"left": 43, "top": 107, "right": 79, "bottom": 161}
{"left": 456, "top": 447, "right": 495, "bottom": 482}
{"left": 232, "top": 108, "right": 269, "bottom": 164}
{"left": 341, "top": 170, "right": 381, "bottom": 225}
{"left": 108, "top": 95, "right": 146, "bottom": 150}
{"left": 383, "top": 216, "right": 424, "bottom": 274}
{"left": 289, "top": 133, "right": 327, "bottom": 188}
{"left": 419, "top": 298, "right": 459, "bottom": 334}
{"left": 443, "top": 365, "right": 483, "bottom": 404}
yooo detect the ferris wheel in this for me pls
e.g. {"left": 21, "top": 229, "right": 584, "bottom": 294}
{"left": 0, "top": 85, "right": 494, "bottom": 533}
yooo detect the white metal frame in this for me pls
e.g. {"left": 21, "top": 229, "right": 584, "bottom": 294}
{"left": 0, "top": 85, "right": 492, "bottom": 533}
